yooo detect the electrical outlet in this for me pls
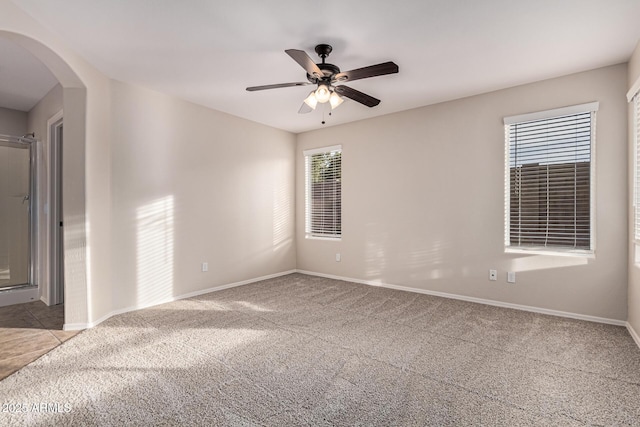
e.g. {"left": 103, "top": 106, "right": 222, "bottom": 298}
{"left": 507, "top": 271, "right": 516, "bottom": 283}
{"left": 202, "top": 262, "right": 208, "bottom": 272}
{"left": 489, "top": 269, "right": 497, "bottom": 281}
{"left": 336, "top": 253, "right": 341, "bottom": 262}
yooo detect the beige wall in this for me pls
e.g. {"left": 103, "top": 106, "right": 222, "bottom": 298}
{"left": 297, "top": 64, "right": 628, "bottom": 321}
{"left": 0, "top": 107, "right": 27, "bottom": 135}
{"left": 109, "top": 81, "right": 296, "bottom": 312}
{"left": 27, "top": 83, "right": 62, "bottom": 141}
{"left": 628, "top": 41, "right": 640, "bottom": 337}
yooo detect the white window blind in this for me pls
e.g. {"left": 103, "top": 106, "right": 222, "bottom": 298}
{"left": 635, "top": 94, "right": 640, "bottom": 241}
{"left": 504, "top": 103, "right": 597, "bottom": 252}
{"left": 304, "top": 145, "right": 342, "bottom": 239}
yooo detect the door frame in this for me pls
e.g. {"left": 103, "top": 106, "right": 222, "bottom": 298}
{"left": 47, "top": 110, "right": 63, "bottom": 306}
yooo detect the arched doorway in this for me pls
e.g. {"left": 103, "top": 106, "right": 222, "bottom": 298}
{"left": 0, "top": 30, "right": 88, "bottom": 329}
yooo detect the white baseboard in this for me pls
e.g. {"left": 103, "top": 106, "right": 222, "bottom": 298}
{"left": 296, "top": 270, "right": 627, "bottom": 327}
{"left": 40, "top": 295, "right": 50, "bottom": 306}
{"left": 627, "top": 322, "right": 640, "bottom": 350}
{"left": 63, "top": 270, "right": 297, "bottom": 331}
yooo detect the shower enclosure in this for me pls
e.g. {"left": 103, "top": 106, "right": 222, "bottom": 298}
{"left": 0, "top": 134, "right": 36, "bottom": 292}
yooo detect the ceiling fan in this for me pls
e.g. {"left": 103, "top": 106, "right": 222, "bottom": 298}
{"left": 246, "top": 44, "right": 399, "bottom": 114}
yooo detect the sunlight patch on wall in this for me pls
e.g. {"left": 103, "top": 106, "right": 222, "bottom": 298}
{"left": 365, "top": 229, "right": 452, "bottom": 282}
{"left": 364, "top": 228, "right": 388, "bottom": 280}
{"left": 63, "top": 212, "right": 90, "bottom": 325}
{"left": 136, "top": 196, "right": 174, "bottom": 307}
{"left": 507, "top": 253, "right": 588, "bottom": 272}
{"left": 272, "top": 164, "right": 292, "bottom": 249}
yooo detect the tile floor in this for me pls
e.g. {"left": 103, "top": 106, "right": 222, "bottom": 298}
{"left": 0, "top": 301, "right": 81, "bottom": 380}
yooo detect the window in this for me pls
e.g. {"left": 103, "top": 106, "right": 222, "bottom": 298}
{"left": 304, "top": 145, "right": 342, "bottom": 239}
{"left": 504, "top": 102, "right": 598, "bottom": 253}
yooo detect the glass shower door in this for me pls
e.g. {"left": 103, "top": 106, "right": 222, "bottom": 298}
{"left": 0, "top": 139, "right": 32, "bottom": 289}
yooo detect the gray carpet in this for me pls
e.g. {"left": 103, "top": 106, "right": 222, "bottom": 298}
{"left": 1, "top": 273, "right": 640, "bottom": 426}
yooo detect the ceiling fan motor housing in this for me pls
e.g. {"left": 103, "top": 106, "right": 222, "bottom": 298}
{"left": 305, "top": 44, "right": 339, "bottom": 84}
{"left": 307, "top": 63, "right": 340, "bottom": 83}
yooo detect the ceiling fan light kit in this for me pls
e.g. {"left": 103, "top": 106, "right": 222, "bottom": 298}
{"left": 246, "top": 43, "right": 398, "bottom": 119}
{"left": 329, "top": 91, "right": 344, "bottom": 109}
{"left": 303, "top": 91, "right": 318, "bottom": 109}
{"left": 314, "top": 84, "right": 331, "bottom": 103}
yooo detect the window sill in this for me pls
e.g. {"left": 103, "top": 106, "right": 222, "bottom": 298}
{"left": 505, "top": 247, "right": 595, "bottom": 259}
{"left": 305, "top": 235, "right": 341, "bottom": 241}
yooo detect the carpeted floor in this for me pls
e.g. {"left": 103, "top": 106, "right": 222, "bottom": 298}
{"left": 1, "top": 273, "right": 639, "bottom": 426}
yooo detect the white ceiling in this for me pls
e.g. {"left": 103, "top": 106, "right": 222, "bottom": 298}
{"left": 7, "top": 0, "right": 640, "bottom": 133}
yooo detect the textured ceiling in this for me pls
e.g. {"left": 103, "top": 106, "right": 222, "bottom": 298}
{"left": 7, "top": 0, "right": 640, "bottom": 132}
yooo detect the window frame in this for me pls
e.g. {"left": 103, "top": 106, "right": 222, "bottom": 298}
{"left": 303, "top": 145, "right": 342, "bottom": 240}
{"left": 634, "top": 94, "right": 640, "bottom": 243}
{"left": 503, "top": 102, "right": 598, "bottom": 256}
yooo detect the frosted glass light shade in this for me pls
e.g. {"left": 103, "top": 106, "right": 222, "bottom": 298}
{"left": 303, "top": 92, "right": 318, "bottom": 109}
{"left": 329, "top": 92, "right": 344, "bottom": 109}
{"left": 315, "top": 85, "right": 331, "bottom": 103}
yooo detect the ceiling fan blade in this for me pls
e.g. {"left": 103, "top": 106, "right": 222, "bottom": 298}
{"left": 334, "top": 85, "right": 380, "bottom": 107}
{"left": 246, "top": 82, "right": 311, "bottom": 91}
{"left": 298, "top": 102, "right": 313, "bottom": 114}
{"left": 333, "top": 61, "right": 399, "bottom": 83}
{"left": 285, "top": 49, "right": 324, "bottom": 80}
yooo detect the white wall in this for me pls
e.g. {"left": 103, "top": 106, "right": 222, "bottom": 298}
{"left": 109, "top": 81, "right": 296, "bottom": 313}
{"left": 628, "top": 41, "right": 640, "bottom": 337}
{"left": 297, "top": 64, "right": 628, "bottom": 321}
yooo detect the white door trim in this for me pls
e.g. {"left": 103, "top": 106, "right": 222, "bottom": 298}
{"left": 46, "top": 109, "right": 63, "bottom": 306}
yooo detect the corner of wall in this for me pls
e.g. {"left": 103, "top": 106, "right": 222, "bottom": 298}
{"left": 628, "top": 40, "right": 640, "bottom": 90}
{"left": 627, "top": 39, "right": 640, "bottom": 338}
{"left": 628, "top": 322, "right": 640, "bottom": 349}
